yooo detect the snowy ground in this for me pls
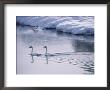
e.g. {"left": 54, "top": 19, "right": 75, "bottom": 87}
{"left": 16, "top": 16, "right": 94, "bottom": 35}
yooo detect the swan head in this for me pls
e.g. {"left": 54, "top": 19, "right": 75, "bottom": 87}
{"left": 29, "top": 46, "right": 33, "bottom": 48}
{"left": 43, "top": 46, "right": 47, "bottom": 48}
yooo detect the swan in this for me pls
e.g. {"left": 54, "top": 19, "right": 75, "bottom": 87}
{"left": 29, "top": 46, "right": 42, "bottom": 56}
{"left": 43, "top": 46, "right": 48, "bottom": 64}
{"left": 29, "top": 46, "right": 42, "bottom": 63}
{"left": 43, "top": 46, "right": 57, "bottom": 56}
{"left": 43, "top": 46, "right": 47, "bottom": 54}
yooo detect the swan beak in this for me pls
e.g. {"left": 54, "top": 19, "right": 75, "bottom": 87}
{"left": 43, "top": 46, "right": 47, "bottom": 48}
{"left": 29, "top": 46, "right": 32, "bottom": 48}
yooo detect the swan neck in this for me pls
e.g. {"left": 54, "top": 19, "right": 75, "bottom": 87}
{"left": 45, "top": 47, "right": 47, "bottom": 54}
{"left": 31, "top": 47, "right": 33, "bottom": 54}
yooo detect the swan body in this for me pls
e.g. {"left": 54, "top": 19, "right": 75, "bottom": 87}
{"left": 29, "top": 53, "right": 42, "bottom": 56}
{"left": 29, "top": 46, "right": 42, "bottom": 63}
{"left": 29, "top": 46, "right": 42, "bottom": 57}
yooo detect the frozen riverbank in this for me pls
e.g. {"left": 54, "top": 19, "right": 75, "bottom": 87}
{"left": 16, "top": 16, "right": 94, "bottom": 35}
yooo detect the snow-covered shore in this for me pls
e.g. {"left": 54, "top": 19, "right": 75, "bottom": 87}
{"left": 16, "top": 16, "right": 94, "bottom": 35}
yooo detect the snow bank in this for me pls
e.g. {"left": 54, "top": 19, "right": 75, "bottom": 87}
{"left": 16, "top": 16, "right": 94, "bottom": 35}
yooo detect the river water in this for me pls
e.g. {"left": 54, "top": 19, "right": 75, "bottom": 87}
{"left": 17, "top": 26, "right": 94, "bottom": 74}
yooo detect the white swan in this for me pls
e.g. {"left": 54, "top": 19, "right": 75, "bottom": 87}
{"left": 29, "top": 46, "right": 42, "bottom": 63}
{"left": 43, "top": 46, "right": 48, "bottom": 64}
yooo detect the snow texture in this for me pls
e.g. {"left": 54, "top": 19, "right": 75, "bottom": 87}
{"left": 16, "top": 16, "right": 94, "bottom": 35}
